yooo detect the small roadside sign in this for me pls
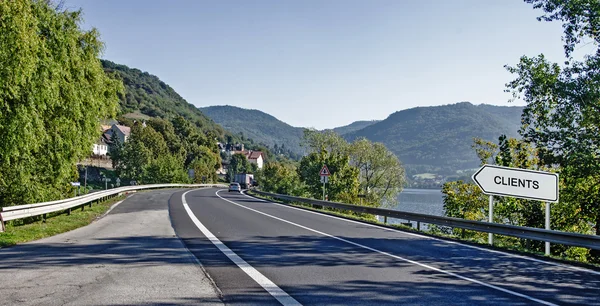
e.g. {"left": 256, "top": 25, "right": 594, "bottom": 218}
{"left": 472, "top": 164, "right": 559, "bottom": 202}
{"left": 71, "top": 182, "right": 81, "bottom": 186}
{"left": 320, "top": 176, "right": 329, "bottom": 183}
{"left": 319, "top": 165, "right": 331, "bottom": 177}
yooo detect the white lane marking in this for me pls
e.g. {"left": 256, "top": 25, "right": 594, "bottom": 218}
{"left": 241, "top": 191, "right": 600, "bottom": 276}
{"left": 220, "top": 191, "right": 557, "bottom": 306}
{"left": 182, "top": 190, "right": 301, "bottom": 306}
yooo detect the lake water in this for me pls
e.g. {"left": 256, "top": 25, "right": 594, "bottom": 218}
{"left": 377, "top": 188, "right": 444, "bottom": 229}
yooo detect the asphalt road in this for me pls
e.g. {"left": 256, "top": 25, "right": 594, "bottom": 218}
{"left": 171, "top": 188, "right": 600, "bottom": 306}
{"left": 0, "top": 189, "right": 223, "bottom": 306}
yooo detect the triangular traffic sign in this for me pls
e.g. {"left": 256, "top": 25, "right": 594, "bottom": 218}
{"left": 320, "top": 165, "right": 330, "bottom": 176}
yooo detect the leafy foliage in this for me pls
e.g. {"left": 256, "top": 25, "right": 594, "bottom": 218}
{"left": 257, "top": 162, "right": 303, "bottom": 196}
{"left": 0, "top": 0, "right": 122, "bottom": 207}
{"left": 348, "top": 138, "right": 406, "bottom": 208}
{"left": 112, "top": 117, "right": 221, "bottom": 184}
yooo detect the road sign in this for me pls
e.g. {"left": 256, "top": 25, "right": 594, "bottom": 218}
{"left": 319, "top": 165, "right": 330, "bottom": 177}
{"left": 70, "top": 182, "right": 80, "bottom": 186}
{"left": 472, "top": 164, "right": 559, "bottom": 202}
{"left": 320, "top": 176, "right": 329, "bottom": 183}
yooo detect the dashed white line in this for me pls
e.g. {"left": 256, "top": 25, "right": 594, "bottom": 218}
{"left": 182, "top": 189, "right": 301, "bottom": 306}
{"left": 217, "top": 190, "right": 557, "bottom": 306}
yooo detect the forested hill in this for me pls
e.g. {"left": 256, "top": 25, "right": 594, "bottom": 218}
{"left": 101, "top": 60, "right": 225, "bottom": 138}
{"left": 332, "top": 120, "right": 380, "bottom": 135}
{"left": 200, "top": 105, "right": 305, "bottom": 159}
{"left": 344, "top": 102, "right": 524, "bottom": 175}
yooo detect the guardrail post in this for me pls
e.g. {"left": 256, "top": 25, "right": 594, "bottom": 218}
{"left": 67, "top": 208, "right": 71, "bottom": 216}
{"left": 384, "top": 216, "right": 387, "bottom": 224}
{"left": 42, "top": 213, "right": 46, "bottom": 223}
{"left": 417, "top": 221, "right": 421, "bottom": 231}
{"left": 0, "top": 214, "right": 5, "bottom": 233}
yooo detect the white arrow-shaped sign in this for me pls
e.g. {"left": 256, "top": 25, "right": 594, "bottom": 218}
{"left": 472, "top": 164, "right": 559, "bottom": 202}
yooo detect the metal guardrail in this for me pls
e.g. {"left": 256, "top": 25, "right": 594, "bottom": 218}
{"left": 250, "top": 190, "right": 600, "bottom": 251}
{"left": 0, "top": 184, "right": 227, "bottom": 232}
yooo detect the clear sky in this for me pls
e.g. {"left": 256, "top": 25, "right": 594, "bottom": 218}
{"left": 66, "top": 0, "right": 567, "bottom": 129}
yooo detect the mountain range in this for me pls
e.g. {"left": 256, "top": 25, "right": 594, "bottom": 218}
{"left": 200, "top": 103, "right": 524, "bottom": 176}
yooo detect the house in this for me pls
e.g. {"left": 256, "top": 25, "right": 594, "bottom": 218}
{"left": 92, "top": 137, "right": 109, "bottom": 156}
{"left": 104, "top": 124, "right": 131, "bottom": 143}
{"left": 246, "top": 151, "right": 264, "bottom": 169}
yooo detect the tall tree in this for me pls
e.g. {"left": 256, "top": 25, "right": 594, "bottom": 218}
{"left": 258, "top": 162, "right": 303, "bottom": 196}
{"left": 348, "top": 138, "right": 406, "bottom": 208}
{"left": 507, "top": 0, "right": 600, "bottom": 259}
{"left": 0, "top": 0, "right": 122, "bottom": 206}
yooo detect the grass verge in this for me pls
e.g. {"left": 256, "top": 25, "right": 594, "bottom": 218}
{"left": 0, "top": 195, "right": 125, "bottom": 248}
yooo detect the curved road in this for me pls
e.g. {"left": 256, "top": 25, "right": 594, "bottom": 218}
{"left": 2, "top": 187, "right": 599, "bottom": 305}
{"left": 172, "top": 188, "right": 600, "bottom": 305}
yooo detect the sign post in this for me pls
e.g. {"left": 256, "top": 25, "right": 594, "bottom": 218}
{"left": 102, "top": 177, "right": 111, "bottom": 190}
{"left": 71, "top": 182, "right": 81, "bottom": 197}
{"left": 319, "top": 165, "right": 331, "bottom": 201}
{"left": 545, "top": 202, "right": 551, "bottom": 255}
{"left": 473, "top": 164, "right": 558, "bottom": 254}
{"left": 488, "top": 195, "right": 494, "bottom": 245}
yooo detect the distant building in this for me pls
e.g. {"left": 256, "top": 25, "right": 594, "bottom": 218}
{"left": 103, "top": 124, "right": 131, "bottom": 144}
{"left": 92, "top": 138, "right": 109, "bottom": 156}
{"left": 246, "top": 151, "right": 264, "bottom": 169}
{"left": 111, "top": 124, "right": 131, "bottom": 143}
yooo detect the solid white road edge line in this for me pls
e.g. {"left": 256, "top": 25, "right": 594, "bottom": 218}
{"left": 241, "top": 191, "right": 600, "bottom": 276}
{"left": 182, "top": 189, "right": 301, "bottom": 306}
{"left": 219, "top": 190, "right": 556, "bottom": 306}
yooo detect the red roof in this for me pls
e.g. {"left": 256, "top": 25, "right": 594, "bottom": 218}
{"left": 247, "top": 151, "right": 264, "bottom": 160}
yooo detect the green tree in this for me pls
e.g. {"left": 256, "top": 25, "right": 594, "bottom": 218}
{"left": 302, "top": 129, "right": 348, "bottom": 156}
{"left": 297, "top": 150, "right": 359, "bottom": 203}
{"left": 142, "top": 154, "right": 189, "bottom": 184}
{"left": 507, "top": 0, "right": 600, "bottom": 259}
{"left": 228, "top": 153, "right": 249, "bottom": 181}
{"left": 108, "top": 132, "right": 124, "bottom": 169}
{"left": 190, "top": 146, "right": 220, "bottom": 183}
{"left": 258, "top": 162, "right": 303, "bottom": 195}
{"left": 0, "top": 0, "right": 122, "bottom": 206}
{"left": 348, "top": 138, "right": 406, "bottom": 208}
